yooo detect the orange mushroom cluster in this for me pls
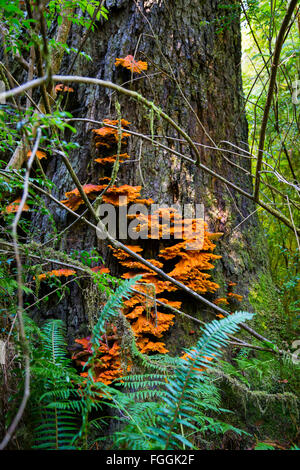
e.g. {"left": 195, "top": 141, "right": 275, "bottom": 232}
{"left": 55, "top": 84, "right": 74, "bottom": 93}
{"left": 5, "top": 198, "right": 29, "bottom": 214}
{"left": 227, "top": 292, "right": 243, "bottom": 302}
{"left": 123, "top": 206, "right": 222, "bottom": 294}
{"left": 92, "top": 117, "right": 133, "bottom": 174}
{"left": 115, "top": 55, "right": 148, "bottom": 74}
{"left": 118, "top": 261, "right": 178, "bottom": 354}
{"left": 94, "top": 153, "right": 131, "bottom": 166}
{"left": 92, "top": 119, "right": 131, "bottom": 149}
{"left": 60, "top": 184, "right": 104, "bottom": 210}
{"left": 34, "top": 266, "right": 109, "bottom": 281}
{"left": 72, "top": 325, "right": 131, "bottom": 385}
{"left": 214, "top": 297, "right": 229, "bottom": 306}
{"left": 36, "top": 268, "right": 76, "bottom": 280}
{"left": 27, "top": 149, "right": 47, "bottom": 160}
{"left": 214, "top": 281, "right": 243, "bottom": 318}
{"left": 91, "top": 116, "right": 153, "bottom": 206}
{"left": 109, "top": 207, "right": 222, "bottom": 354}
{"left": 60, "top": 183, "right": 154, "bottom": 211}
{"left": 70, "top": 116, "right": 222, "bottom": 383}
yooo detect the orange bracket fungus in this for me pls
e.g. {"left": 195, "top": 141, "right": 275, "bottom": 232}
{"left": 213, "top": 281, "right": 243, "bottom": 319}
{"left": 72, "top": 198, "right": 222, "bottom": 378}
{"left": 5, "top": 198, "right": 29, "bottom": 214}
{"left": 92, "top": 119, "right": 131, "bottom": 149}
{"left": 226, "top": 281, "right": 243, "bottom": 304}
{"left": 55, "top": 84, "right": 74, "bottom": 93}
{"left": 72, "top": 119, "right": 222, "bottom": 384}
{"left": 115, "top": 55, "right": 148, "bottom": 74}
{"left": 60, "top": 184, "right": 151, "bottom": 211}
{"left": 35, "top": 266, "right": 109, "bottom": 281}
{"left": 108, "top": 206, "right": 222, "bottom": 356}
{"left": 95, "top": 153, "right": 131, "bottom": 166}
{"left": 214, "top": 297, "right": 229, "bottom": 306}
{"left": 227, "top": 292, "right": 244, "bottom": 302}
{"left": 72, "top": 325, "right": 131, "bottom": 385}
{"left": 35, "top": 268, "right": 76, "bottom": 281}
{"left": 60, "top": 184, "right": 104, "bottom": 210}
{"left": 27, "top": 150, "right": 47, "bottom": 160}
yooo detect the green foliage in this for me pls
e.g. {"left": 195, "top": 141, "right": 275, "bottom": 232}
{"left": 25, "top": 315, "right": 107, "bottom": 449}
{"left": 255, "top": 442, "right": 300, "bottom": 450}
{"left": 110, "top": 374, "right": 248, "bottom": 450}
{"left": 216, "top": 2, "right": 240, "bottom": 33}
{"left": 77, "top": 0, "right": 109, "bottom": 23}
{"left": 29, "top": 319, "right": 80, "bottom": 449}
{"left": 60, "top": 277, "right": 143, "bottom": 449}
{"left": 111, "top": 398, "right": 163, "bottom": 450}
{"left": 86, "top": 276, "right": 142, "bottom": 365}
{"left": 107, "top": 312, "right": 254, "bottom": 450}
{"left": 0, "top": 0, "right": 108, "bottom": 60}
{"left": 0, "top": 254, "right": 33, "bottom": 337}
{"left": 145, "top": 311, "right": 253, "bottom": 449}
{"left": 120, "top": 373, "right": 168, "bottom": 401}
{"left": 23, "top": 289, "right": 254, "bottom": 451}
{"left": 242, "top": 0, "right": 299, "bottom": 336}
{"left": 23, "top": 316, "right": 107, "bottom": 449}
{"left": 221, "top": 344, "right": 300, "bottom": 399}
{"left": 254, "top": 442, "right": 276, "bottom": 450}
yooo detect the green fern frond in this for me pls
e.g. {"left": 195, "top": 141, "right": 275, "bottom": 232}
{"left": 91, "top": 277, "right": 141, "bottom": 347}
{"left": 112, "top": 399, "right": 162, "bottom": 450}
{"left": 147, "top": 311, "right": 254, "bottom": 449}
{"left": 31, "top": 319, "right": 80, "bottom": 450}
{"left": 41, "top": 319, "right": 69, "bottom": 365}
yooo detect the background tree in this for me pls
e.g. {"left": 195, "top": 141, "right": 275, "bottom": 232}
{"left": 29, "top": 0, "right": 271, "bottom": 343}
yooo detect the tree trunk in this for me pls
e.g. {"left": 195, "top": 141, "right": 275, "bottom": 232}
{"left": 32, "top": 0, "right": 269, "bottom": 348}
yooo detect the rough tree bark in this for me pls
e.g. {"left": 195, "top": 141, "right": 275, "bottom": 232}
{"left": 32, "top": 0, "right": 271, "bottom": 347}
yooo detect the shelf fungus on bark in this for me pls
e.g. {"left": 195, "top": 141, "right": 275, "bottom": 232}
{"left": 54, "top": 84, "right": 74, "bottom": 93}
{"left": 72, "top": 326, "right": 131, "bottom": 386}
{"left": 70, "top": 126, "right": 223, "bottom": 381}
{"left": 5, "top": 198, "right": 30, "bottom": 214}
{"left": 115, "top": 55, "right": 148, "bottom": 74}
{"left": 27, "top": 149, "right": 47, "bottom": 160}
{"left": 108, "top": 201, "right": 222, "bottom": 357}
{"left": 92, "top": 119, "right": 130, "bottom": 149}
{"left": 60, "top": 183, "right": 143, "bottom": 210}
{"left": 214, "top": 297, "right": 230, "bottom": 305}
{"left": 227, "top": 292, "right": 244, "bottom": 302}
{"left": 60, "top": 183, "right": 104, "bottom": 210}
{"left": 213, "top": 281, "right": 243, "bottom": 318}
{"left": 95, "top": 153, "right": 131, "bottom": 165}
{"left": 34, "top": 266, "right": 109, "bottom": 281}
